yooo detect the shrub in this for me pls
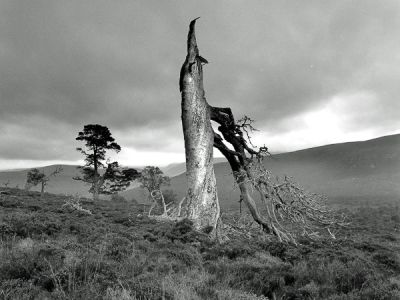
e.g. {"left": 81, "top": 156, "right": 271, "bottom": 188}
{"left": 165, "top": 219, "right": 201, "bottom": 243}
{"left": 147, "top": 241, "right": 203, "bottom": 272}
{"left": 0, "top": 241, "right": 65, "bottom": 293}
{"left": 104, "top": 234, "right": 134, "bottom": 260}
{"left": 110, "top": 194, "right": 126, "bottom": 202}
{"left": 0, "top": 279, "right": 50, "bottom": 300}
{"left": 1, "top": 188, "right": 400, "bottom": 299}
{"left": 207, "top": 259, "right": 293, "bottom": 298}
{"left": 259, "top": 240, "right": 288, "bottom": 260}
{"left": 130, "top": 273, "right": 174, "bottom": 300}
{"left": 332, "top": 259, "right": 369, "bottom": 294}
{"left": 373, "top": 250, "right": 400, "bottom": 272}
{"left": 4, "top": 212, "right": 62, "bottom": 238}
{"left": 203, "top": 240, "right": 257, "bottom": 260}
{"left": 144, "top": 218, "right": 209, "bottom": 245}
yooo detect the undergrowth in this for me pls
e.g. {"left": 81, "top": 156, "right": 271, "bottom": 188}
{"left": 0, "top": 188, "right": 399, "bottom": 299}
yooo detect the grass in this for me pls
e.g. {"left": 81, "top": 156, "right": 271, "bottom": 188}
{"left": 0, "top": 187, "right": 400, "bottom": 299}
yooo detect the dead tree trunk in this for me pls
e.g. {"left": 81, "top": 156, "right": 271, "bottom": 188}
{"left": 180, "top": 19, "right": 220, "bottom": 234}
{"left": 179, "top": 19, "right": 342, "bottom": 243}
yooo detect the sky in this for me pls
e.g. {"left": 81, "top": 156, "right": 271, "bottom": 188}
{"left": 1, "top": 0, "right": 400, "bottom": 170}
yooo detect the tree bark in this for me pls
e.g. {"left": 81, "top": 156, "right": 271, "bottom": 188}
{"left": 93, "top": 185, "right": 99, "bottom": 201}
{"left": 93, "top": 146, "right": 99, "bottom": 201}
{"left": 180, "top": 19, "right": 220, "bottom": 235}
{"left": 40, "top": 182, "right": 45, "bottom": 198}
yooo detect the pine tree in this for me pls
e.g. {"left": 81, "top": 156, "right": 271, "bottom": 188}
{"left": 74, "top": 124, "right": 139, "bottom": 200}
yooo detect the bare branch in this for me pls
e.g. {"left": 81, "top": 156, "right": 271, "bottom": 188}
{"left": 210, "top": 104, "right": 346, "bottom": 243}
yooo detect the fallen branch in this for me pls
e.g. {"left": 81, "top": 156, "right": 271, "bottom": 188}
{"left": 62, "top": 195, "right": 92, "bottom": 215}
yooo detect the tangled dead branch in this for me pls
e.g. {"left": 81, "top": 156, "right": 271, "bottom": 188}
{"left": 147, "top": 189, "right": 186, "bottom": 220}
{"left": 62, "top": 195, "right": 92, "bottom": 215}
{"left": 210, "top": 105, "right": 347, "bottom": 243}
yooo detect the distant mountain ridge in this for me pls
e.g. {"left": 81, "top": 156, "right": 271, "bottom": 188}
{"left": 1, "top": 134, "right": 399, "bottom": 207}
{"left": 122, "top": 134, "right": 400, "bottom": 208}
{"left": 0, "top": 164, "right": 88, "bottom": 196}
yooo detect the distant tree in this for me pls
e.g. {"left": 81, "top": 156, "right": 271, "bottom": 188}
{"left": 25, "top": 169, "right": 45, "bottom": 191}
{"left": 74, "top": 124, "right": 139, "bottom": 200}
{"left": 25, "top": 166, "right": 63, "bottom": 197}
{"left": 3, "top": 180, "right": 10, "bottom": 187}
{"left": 138, "top": 166, "right": 170, "bottom": 216}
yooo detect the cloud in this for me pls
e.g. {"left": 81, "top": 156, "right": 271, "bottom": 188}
{"left": 0, "top": 116, "right": 81, "bottom": 160}
{"left": 0, "top": 0, "right": 399, "bottom": 167}
{"left": 252, "top": 91, "right": 400, "bottom": 152}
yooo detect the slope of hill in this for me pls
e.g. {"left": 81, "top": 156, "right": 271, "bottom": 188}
{"left": 0, "top": 165, "right": 89, "bottom": 196}
{"left": 123, "top": 134, "right": 400, "bottom": 208}
{"left": 161, "top": 157, "right": 226, "bottom": 177}
{"left": 161, "top": 162, "right": 185, "bottom": 177}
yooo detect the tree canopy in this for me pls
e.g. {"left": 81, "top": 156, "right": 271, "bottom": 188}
{"left": 74, "top": 124, "right": 139, "bottom": 200}
{"left": 25, "top": 166, "right": 63, "bottom": 197}
{"left": 138, "top": 166, "right": 171, "bottom": 216}
{"left": 138, "top": 166, "right": 170, "bottom": 194}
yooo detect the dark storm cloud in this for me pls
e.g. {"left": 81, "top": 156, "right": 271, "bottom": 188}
{"left": 0, "top": 0, "right": 399, "bottom": 164}
{"left": 202, "top": 0, "right": 400, "bottom": 130}
{"left": 0, "top": 1, "right": 182, "bottom": 128}
{"left": 0, "top": 116, "right": 82, "bottom": 160}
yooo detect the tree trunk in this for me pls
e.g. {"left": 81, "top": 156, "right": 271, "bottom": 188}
{"left": 93, "top": 188, "right": 99, "bottom": 201}
{"left": 235, "top": 171, "right": 272, "bottom": 233}
{"left": 93, "top": 146, "right": 99, "bottom": 201}
{"left": 40, "top": 182, "right": 45, "bottom": 198}
{"left": 93, "top": 175, "right": 104, "bottom": 201}
{"left": 24, "top": 183, "right": 32, "bottom": 191}
{"left": 180, "top": 19, "right": 220, "bottom": 234}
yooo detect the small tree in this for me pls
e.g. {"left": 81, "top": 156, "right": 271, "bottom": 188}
{"left": 74, "top": 124, "right": 139, "bottom": 200}
{"left": 138, "top": 166, "right": 170, "bottom": 216}
{"left": 25, "top": 166, "right": 63, "bottom": 197}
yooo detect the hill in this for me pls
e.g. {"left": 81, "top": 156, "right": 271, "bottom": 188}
{"left": 1, "top": 134, "right": 398, "bottom": 207}
{"left": 0, "top": 165, "right": 90, "bottom": 196}
{"left": 123, "top": 134, "right": 400, "bottom": 208}
{"left": 161, "top": 157, "right": 226, "bottom": 177}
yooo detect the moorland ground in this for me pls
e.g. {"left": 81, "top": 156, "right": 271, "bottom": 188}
{"left": 1, "top": 188, "right": 399, "bottom": 300}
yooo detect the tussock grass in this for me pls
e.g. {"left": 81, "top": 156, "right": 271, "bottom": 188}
{"left": 0, "top": 187, "right": 399, "bottom": 299}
